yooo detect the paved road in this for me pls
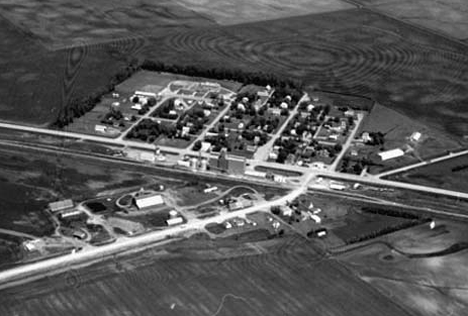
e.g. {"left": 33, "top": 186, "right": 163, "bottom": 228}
{"left": 376, "top": 149, "right": 468, "bottom": 178}
{"left": 0, "top": 176, "right": 311, "bottom": 289}
{"left": 0, "top": 229, "right": 38, "bottom": 240}
{"left": 189, "top": 99, "right": 233, "bottom": 151}
{"left": 329, "top": 113, "right": 364, "bottom": 171}
{"left": 254, "top": 93, "right": 309, "bottom": 162}
{"left": 116, "top": 95, "right": 171, "bottom": 141}
{"left": 3, "top": 119, "right": 468, "bottom": 201}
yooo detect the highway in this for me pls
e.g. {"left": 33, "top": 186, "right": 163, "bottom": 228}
{"left": 2, "top": 119, "right": 468, "bottom": 201}
{"left": 0, "top": 175, "right": 311, "bottom": 289}
{"left": 376, "top": 149, "right": 468, "bottom": 178}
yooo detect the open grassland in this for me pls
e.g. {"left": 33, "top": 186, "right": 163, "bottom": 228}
{"left": 173, "top": 0, "right": 353, "bottom": 25}
{"left": 338, "top": 220, "right": 468, "bottom": 315}
{"left": 0, "top": 236, "right": 410, "bottom": 316}
{"left": 354, "top": 0, "right": 468, "bottom": 40}
{"left": 387, "top": 153, "right": 468, "bottom": 193}
{"left": 146, "top": 8, "right": 468, "bottom": 140}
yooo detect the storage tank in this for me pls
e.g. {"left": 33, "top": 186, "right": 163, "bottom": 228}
{"left": 200, "top": 159, "right": 208, "bottom": 171}
{"left": 190, "top": 157, "right": 198, "bottom": 170}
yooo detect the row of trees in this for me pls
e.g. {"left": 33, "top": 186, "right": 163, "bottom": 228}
{"left": 52, "top": 59, "right": 140, "bottom": 128}
{"left": 141, "top": 60, "right": 304, "bottom": 90}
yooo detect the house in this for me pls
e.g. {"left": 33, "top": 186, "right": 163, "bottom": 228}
{"left": 280, "top": 102, "right": 289, "bottom": 109}
{"left": 410, "top": 132, "right": 422, "bottom": 142}
{"left": 95, "top": 125, "right": 107, "bottom": 133}
{"left": 307, "top": 104, "right": 315, "bottom": 112}
{"left": 131, "top": 103, "right": 142, "bottom": 111}
{"left": 269, "top": 151, "right": 278, "bottom": 160}
{"left": 166, "top": 217, "right": 183, "bottom": 226}
{"left": 59, "top": 209, "right": 85, "bottom": 220}
{"left": 281, "top": 207, "right": 293, "bottom": 217}
{"left": 204, "top": 186, "right": 218, "bottom": 194}
{"left": 253, "top": 136, "right": 260, "bottom": 145}
{"left": 135, "top": 91, "right": 157, "bottom": 99}
{"left": 270, "top": 108, "right": 282, "bottom": 116}
{"left": 73, "top": 230, "right": 87, "bottom": 240}
{"left": 257, "top": 90, "right": 269, "bottom": 97}
{"left": 134, "top": 193, "right": 164, "bottom": 210}
{"left": 200, "top": 142, "right": 212, "bottom": 152}
{"left": 246, "top": 145, "right": 257, "bottom": 152}
{"left": 300, "top": 111, "right": 310, "bottom": 119}
{"left": 181, "top": 126, "right": 190, "bottom": 137}
{"left": 344, "top": 110, "right": 355, "bottom": 117}
{"left": 49, "top": 199, "right": 74, "bottom": 213}
{"left": 329, "top": 134, "right": 339, "bottom": 141}
{"left": 361, "top": 132, "right": 372, "bottom": 143}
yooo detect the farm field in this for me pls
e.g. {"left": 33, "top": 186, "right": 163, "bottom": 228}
{"left": 386, "top": 154, "right": 468, "bottom": 193}
{"left": 145, "top": 8, "right": 468, "bottom": 141}
{"left": 0, "top": 44, "right": 131, "bottom": 126}
{"left": 173, "top": 0, "right": 353, "bottom": 25}
{"left": 353, "top": 0, "right": 468, "bottom": 40}
{"left": 338, "top": 220, "right": 468, "bottom": 315}
{"left": 0, "top": 235, "right": 410, "bottom": 316}
{"left": 0, "top": 0, "right": 216, "bottom": 49}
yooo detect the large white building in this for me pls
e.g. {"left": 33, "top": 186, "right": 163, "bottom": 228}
{"left": 134, "top": 194, "right": 164, "bottom": 210}
{"left": 378, "top": 148, "right": 405, "bottom": 161}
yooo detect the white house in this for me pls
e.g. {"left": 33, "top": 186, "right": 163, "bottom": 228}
{"left": 410, "top": 132, "right": 422, "bottom": 142}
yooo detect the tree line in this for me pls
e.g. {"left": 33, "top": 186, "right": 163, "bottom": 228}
{"left": 51, "top": 59, "right": 140, "bottom": 128}
{"left": 140, "top": 60, "right": 304, "bottom": 90}
{"left": 51, "top": 59, "right": 304, "bottom": 129}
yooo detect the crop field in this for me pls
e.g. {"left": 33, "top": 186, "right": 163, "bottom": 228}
{"left": 353, "top": 0, "right": 468, "bottom": 40}
{"left": 387, "top": 153, "right": 468, "bottom": 193}
{"left": 0, "top": 44, "right": 130, "bottom": 125}
{"left": 173, "top": 0, "right": 353, "bottom": 25}
{"left": 338, "top": 220, "right": 468, "bottom": 315}
{"left": 0, "top": 0, "right": 216, "bottom": 49}
{"left": 144, "top": 8, "right": 468, "bottom": 140}
{"left": 0, "top": 235, "right": 410, "bottom": 316}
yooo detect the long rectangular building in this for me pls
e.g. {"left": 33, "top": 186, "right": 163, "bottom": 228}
{"left": 134, "top": 194, "right": 164, "bottom": 210}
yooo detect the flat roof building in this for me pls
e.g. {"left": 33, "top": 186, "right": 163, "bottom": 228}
{"left": 134, "top": 194, "right": 164, "bottom": 210}
{"left": 378, "top": 148, "right": 405, "bottom": 161}
{"left": 49, "top": 199, "right": 74, "bottom": 213}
